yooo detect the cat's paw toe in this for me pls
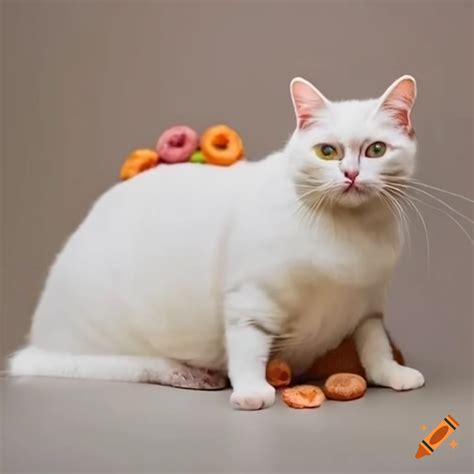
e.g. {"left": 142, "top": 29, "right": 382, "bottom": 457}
{"left": 387, "top": 365, "right": 425, "bottom": 391}
{"left": 230, "top": 383, "right": 275, "bottom": 410}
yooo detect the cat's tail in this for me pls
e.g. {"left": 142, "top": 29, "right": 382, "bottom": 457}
{"left": 8, "top": 345, "right": 114, "bottom": 379}
{"left": 8, "top": 346, "right": 228, "bottom": 389}
{"left": 8, "top": 345, "right": 165, "bottom": 381}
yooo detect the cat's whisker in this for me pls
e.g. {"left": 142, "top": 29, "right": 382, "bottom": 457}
{"left": 378, "top": 193, "right": 402, "bottom": 241}
{"left": 394, "top": 184, "right": 473, "bottom": 225}
{"left": 292, "top": 195, "right": 311, "bottom": 218}
{"left": 379, "top": 189, "right": 411, "bottom": 252}
{"left": 291, "top": 188, "right": 321, "bottom": 220}
{"left": 301, "top": 195, "right": 321, "bottom": 230}
{"left": 291, "top": 182, "right": 337, "bottom": 230}
{"left": 295, "top": 184, "right": 321, "bottom": 189}
{"left": 295, "top": 181, "right": 334, "bottom": 198}
{"left": 295, "top": 199, "right": 316, "bottom": 230}
{"left": 309, "top": 193, "right": 328, "bottom": 230}
{"left": 386, "top": 187, "right": 431, "bottom": 274}
{"left": 392, "top": 193, "right": 412, "bottom": 244}
{"left": 378, "top": 192, "right": 399, "bottom": 223}
{"left": 406, "top": 194, "right": 474, "bottom": 245}
{"left": 411, "top": 180, "right": 474, "bottom": 204}
{"left": 292, "top": 189, "right": 318, "bottom": 224}
{"left": 403, "top": 198, "right": 431, "bottom": 275}
{"left": 386, "top": 183, "right": 474, "bottom": 235}
{"left": 392, "top": 197, "right": 411, "bottom": 251}
{"left": 299, "top": 200, "right": 315, "bottom": 229}
{"left": 386, "top": 183, "right": 473, "bottom": 245}
{"left": 295, "top": 179, "right": 329, "bottom": 187}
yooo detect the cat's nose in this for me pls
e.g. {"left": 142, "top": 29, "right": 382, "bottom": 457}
{"left": 344, "top": 170, "right": 360, "bottom": 182}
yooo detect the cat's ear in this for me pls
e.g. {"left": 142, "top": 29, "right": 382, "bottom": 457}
{"left": 290, "top": 77, "right": 329, "bottom": 129}
{"left": 378, "top": 75, "right": 417, "bottom": 135}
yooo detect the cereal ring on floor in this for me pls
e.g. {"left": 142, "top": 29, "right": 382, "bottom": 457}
{"left": 281, "top": 385, "right": 325, "bottom": 409}
{"left": 156, "top": 125, "right": 199, "bottom": 163}
{"left": 200, "top": 124, "right": 244, "bottom": 166}
{"left": 120, "top": 149, "right": 159, "bottom": 181}
{"left": 323, "top": 373, "right": 367, "bottom": 401}
{"left": 266, "top": 359, "right": 291, "bottom": 388}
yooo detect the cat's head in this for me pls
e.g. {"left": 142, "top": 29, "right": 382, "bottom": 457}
{"left": 286, "top": 76, "right": 417, "bottom": 209}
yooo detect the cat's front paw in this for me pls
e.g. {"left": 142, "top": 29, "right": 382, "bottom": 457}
{"left": 387, "top": 365, "right": 425, "bottom": 391}
{"left": 369, "top": 362, "right": 425, "bottom": 391}
{"left": 230, "top": 382, "right": 276, "bottom": 410}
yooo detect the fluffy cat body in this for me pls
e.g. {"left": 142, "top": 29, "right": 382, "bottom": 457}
{"left": 10, "top": 77, "right": 425, "bottom": 409}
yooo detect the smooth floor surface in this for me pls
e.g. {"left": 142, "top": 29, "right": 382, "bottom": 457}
{"left": 2, "top": 362, "right": 473, "bottom": 474}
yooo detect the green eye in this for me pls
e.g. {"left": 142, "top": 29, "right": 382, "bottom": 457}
{"left": 366, "top": 141, "right": 387, "bottom": 158}
{"left": 314, "top": 144, "right": 339, "bottom": 160}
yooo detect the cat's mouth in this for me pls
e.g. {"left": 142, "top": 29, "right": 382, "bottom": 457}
{"left": 343, "top": 182, "right": 366, "bottom": 194}
{"left": 343, "top": 181, "right": 357, "bottom": 193}
{"left": 335, "top": 182, "right": 374, "bottom": 207}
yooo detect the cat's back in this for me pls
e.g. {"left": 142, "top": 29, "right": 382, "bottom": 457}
{"left": 77, "top": 160, "right": 260, "bottom": 244}
{"left": 82, "top": 156, "right": 282, "bottom": 248}
{"left": 102, "top": 160, "right": 251, "bottom": 216}
{"left": 30, "top": 158, "right": 274, "bottom": 355}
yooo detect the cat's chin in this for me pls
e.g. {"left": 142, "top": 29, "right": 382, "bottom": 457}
{"left": 333, "top": 187, "right": 375, "bottom": 208}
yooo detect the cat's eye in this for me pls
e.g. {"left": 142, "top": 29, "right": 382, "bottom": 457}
{"left": 365, "top": 141, "right": 387, "bottom": 158}
{"left": 314, "top": 144, "right": 340, "bottom": 160}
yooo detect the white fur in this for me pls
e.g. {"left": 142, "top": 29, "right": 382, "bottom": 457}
{"left": 10, "top": 76, "right": 424, "bottom": 409}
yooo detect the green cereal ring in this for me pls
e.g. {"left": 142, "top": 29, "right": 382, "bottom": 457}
{"left": 190, "top": 150, "right": 205, "bottom": 164}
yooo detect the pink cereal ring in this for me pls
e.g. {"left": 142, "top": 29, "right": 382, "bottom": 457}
{"left": 156, "top": 125, "right": 199, "bottom": 164}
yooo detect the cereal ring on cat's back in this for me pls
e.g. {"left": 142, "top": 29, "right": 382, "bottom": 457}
{"left": 200, "top": 124, "right": 244, "bottom": 166}
{"left": 266, "top": 359, "right": 291, "bottom": 388}
{"left": 324, "top": 373, "right": 367, "bottom": 401}
{"left": 281, "top": 385, "right": 325, "bottom": 409}
{"left": 120, "top": 149, "right": 159, "bottom": 181}
{"left": 156, "top": 125, "right": 199, "bottom": 163}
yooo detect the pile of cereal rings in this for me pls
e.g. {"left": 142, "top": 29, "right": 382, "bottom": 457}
{"left": 120, "top": 124, "right": 244, "bottom": 181}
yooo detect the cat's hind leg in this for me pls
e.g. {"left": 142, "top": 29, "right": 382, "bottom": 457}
{"left": 8, "top": 346, "right": 227, "bottom": 390}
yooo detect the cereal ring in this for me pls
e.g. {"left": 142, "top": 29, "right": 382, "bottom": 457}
{"left": 308, "top": 336, "right": 404, "bottom": 380}
{"left": 200, "top": 124, "right": 244, "bottom": 166}
{"left": 266, "top": 359, "right": 291, "bottom": 388}
{"left": 282, "top": 385, "right": 325, "bottom": 409}
{"left": 323, "top": 373, "right": 367, "bottom": 401}
{"left": 120, "top": 149, "right": 159, "bottom": 181}
{"left": 156, "top": 125, "right": 199, "bottom": 164}
{"left": 190, "top": 150, "right": 205, "bottom": 164}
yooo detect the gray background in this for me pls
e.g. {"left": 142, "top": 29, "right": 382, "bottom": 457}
{"left": 1, "top": 1, "right": 473, "bottom": 473}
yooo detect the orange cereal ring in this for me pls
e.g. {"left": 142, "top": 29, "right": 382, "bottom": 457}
{"left": 282, "top": 385, "right": 325, "bottom": 409}
{"left": 308, "top": 336, "right": 404, "bottom": 380}
{"left": 120, "top": 149, "right": 159, "bottom": 181}
{"left": 200, "top": 124, "right": 244, "bottom": 166}
{"left": 266, "top": 359, "right": 292, "bottom": 388}
{"left": 323, "top": 373, "right": 367, "bottom": 401}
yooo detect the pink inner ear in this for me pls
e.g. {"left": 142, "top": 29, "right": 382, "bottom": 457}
{"left": 291, "top": 80, "right": 326, "bottom": 129}
{"left": 295, "top": 102, "right": 318, "bottom": 129}
{"left": 381, "top": 79, "right": 416, "bottom": 135}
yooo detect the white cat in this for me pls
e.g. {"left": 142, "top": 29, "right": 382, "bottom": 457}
{"left": 9, "top": 76, "right": 425, "bottom": 410}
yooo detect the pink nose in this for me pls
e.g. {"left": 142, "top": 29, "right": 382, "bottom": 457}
{"left": 344, "top": 170, "right": 360, "bottom": 182}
